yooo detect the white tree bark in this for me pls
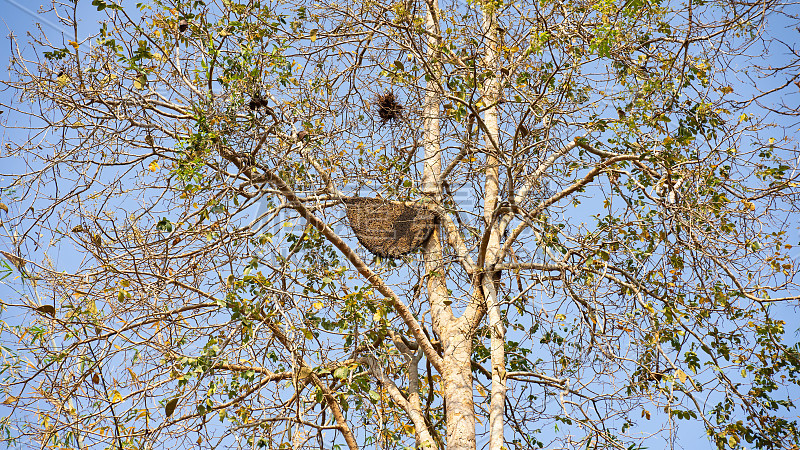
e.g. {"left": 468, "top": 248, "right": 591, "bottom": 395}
{"left": 480, "top": 6, "right": 507, "bottom": 450}
{"left": 422, "top": 0, "right": 478, "bottom": 448}
{"left": 441, "top": 324, "right": 477, "bottom": 450}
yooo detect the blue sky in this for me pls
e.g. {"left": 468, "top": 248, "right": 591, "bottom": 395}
{"left": 1, "top": 1, "right": 799, "bottom": 449}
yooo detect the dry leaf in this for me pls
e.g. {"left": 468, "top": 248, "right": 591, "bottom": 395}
{"left": 35, "top": 305, "right": 56, "bottom": 317}
{"left": 0, "top": 251, "right": 25, "bottom": 269}
{"left": 297, "top": 366, "right": 312, "bottom": 380}
{"left": 165, "top": 398, "right": 179, "bottom": 418}
{"left": 128, "top": 368, "right": 139, "bottom": 383}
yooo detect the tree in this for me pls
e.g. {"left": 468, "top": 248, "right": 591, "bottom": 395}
{"left": 1, "top": 0, "right": 800, "bottom": 448}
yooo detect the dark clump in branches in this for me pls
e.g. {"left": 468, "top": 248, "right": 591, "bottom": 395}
{"left": 375, "top": 91, "right": 403, "bottom": 123}
{"left": 343, "top": 197, "right": 437, "bottom": 258}
{"left": 249, "top": 94, "right": 268, "bottom": 111}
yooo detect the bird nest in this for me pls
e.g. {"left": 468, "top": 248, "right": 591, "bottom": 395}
{"left": 343, "top": 197, "right": 438, "bottom": 258}
{"left": 375, "top": 91, "right": 403, "bottom": 123}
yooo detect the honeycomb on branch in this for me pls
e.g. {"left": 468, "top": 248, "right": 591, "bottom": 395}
{"left": 342, "top": 197, "right": 438, "bottom": 258}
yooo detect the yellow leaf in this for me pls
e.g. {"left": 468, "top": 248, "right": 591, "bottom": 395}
{"left": 133, "top": 74, "right": 147, "bottom": 90}
{"left": 111, "top": 390, "right": 122, "bottom": 403}
{"left": 68, "top": 40, "right": 79, "bottom": 51}
{"left": 148, "top": 161, "right": 159, "bottom": 172}
{"left": 312, "top": 301, "right": 323, "bottom": 310}
{"left": 675, "top": 369, "right": 687, "bottom": 383}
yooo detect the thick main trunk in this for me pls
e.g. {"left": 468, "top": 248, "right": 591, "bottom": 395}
{"left": 442, "top": 327, "right": 476, "bottom": 450}
{"left": 421, "top": 0, "right": 480, "bottom": 448}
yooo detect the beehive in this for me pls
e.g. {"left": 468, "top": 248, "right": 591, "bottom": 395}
{"left": 343, "top": 197, "right": 438, "bottom": 258}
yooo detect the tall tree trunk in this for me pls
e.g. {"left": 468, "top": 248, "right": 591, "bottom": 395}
{"left": 480, "top": 6, "right": 507, "bottom": 450}
{"left": 422, "top": 0, "right": 478, "bottom": 448}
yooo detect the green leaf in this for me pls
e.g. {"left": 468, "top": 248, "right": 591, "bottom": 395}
{"left": 91, "top": 0, "right": 121, "bottom": 10}
{"left": 368, "top": 389, "right": 380, "bottom": 403}
{"left": 156, "top": 217, "right": 173, "bottom": 233}
{"left": 333, "top": 366, "right": 349, "bottom": 380}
